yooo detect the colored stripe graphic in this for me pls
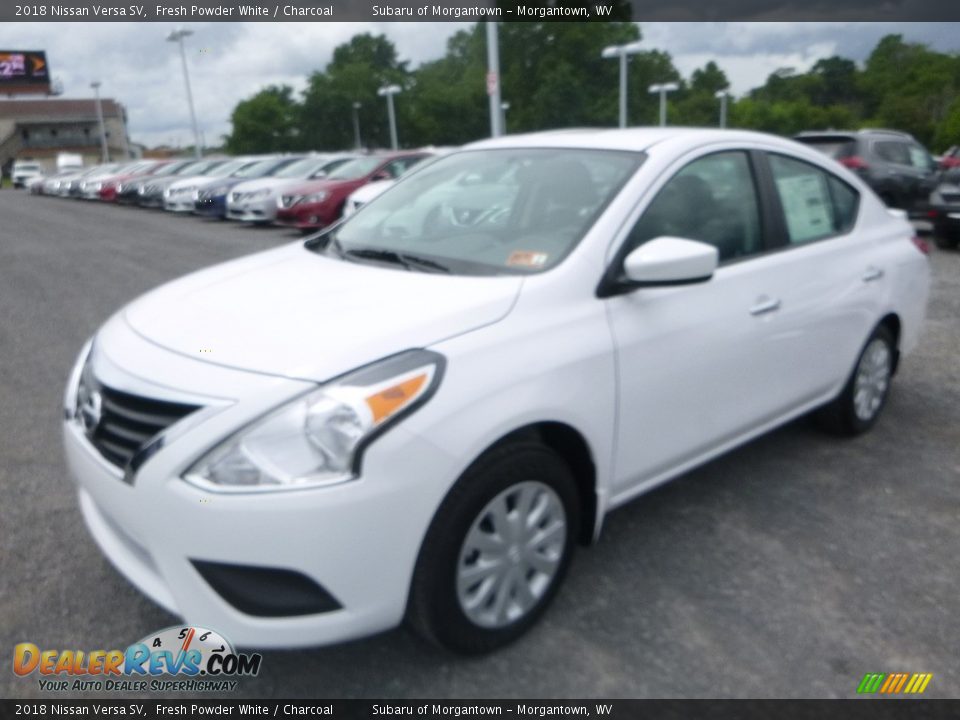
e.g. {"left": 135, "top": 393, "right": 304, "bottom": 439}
{"left": 857, "top": 672, "right": 932, "bottom": 694}
{"left": 857, "top": 673, "right": 886, "bottom": 694}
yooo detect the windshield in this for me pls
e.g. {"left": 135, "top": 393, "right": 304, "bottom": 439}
{"left": 231, "top": 157, "right": 299, "bottom": 178}
{"left": 313, "top": 157, "right": 354, "bottom": 177}
{"left": 173, "top": 160, "right": 210, "bottom": 176}
{"left": 273, "top": 156, "right": 332, "bottom": 179}
{"left": 326, "top": 148, "right": 642, "bottom": 276}
{"left": 123, "top": 161, "right": 155, "bottom": 174}
{"left": 208, "top": 158, "right": 252, "bottom": 177}
{"left": 150, "top": 160, "right": 192, "bottom": 177}
{"left": 326, "top": 157, "right": 384, "bottom": 181}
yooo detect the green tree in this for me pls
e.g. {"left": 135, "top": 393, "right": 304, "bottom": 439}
{"left": 673, "top": 61, "right": 730, "bottom": 127}
{"left": 299, "top": 33, "right": 411, "bottom": 150}
{"left": 224, "top": 85, "right": 302, "bottom": 154}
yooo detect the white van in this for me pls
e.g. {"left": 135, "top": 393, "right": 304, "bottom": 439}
{"left": 12, "top": 160, "right": 45, "bottom": 189}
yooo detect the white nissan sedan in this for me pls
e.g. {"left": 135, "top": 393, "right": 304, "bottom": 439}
{"left": 63, "top": 128, "right": 930, "bottom": 654}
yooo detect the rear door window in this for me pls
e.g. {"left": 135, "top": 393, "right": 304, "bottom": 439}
{"left": 906, "top": 145, "right": 934, "bottom": 171}
{"left": 768, "top": 154, "right": 860, "bottom": 245}
{"left": 874, "top": 141, "right": 911, "bottom": 166}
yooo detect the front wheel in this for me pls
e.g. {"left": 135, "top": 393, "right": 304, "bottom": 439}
{"left": 407, "top": 442, "right": 579, "bottom": 654}
{"left": 816, "top": 325, "right": 895, "bottom": 435}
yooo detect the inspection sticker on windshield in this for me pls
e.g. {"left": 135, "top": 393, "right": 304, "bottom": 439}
{"left": 507, "top": 251, "right": 549, "bottom": 268}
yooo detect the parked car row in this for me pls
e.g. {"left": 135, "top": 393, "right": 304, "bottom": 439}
{"left": 25, "top": 149, "right": 439, "bottom": 232}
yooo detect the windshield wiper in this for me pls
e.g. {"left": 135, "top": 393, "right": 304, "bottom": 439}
{"left": 398, "top": 253, "right": 450, "bottom": 274}
{"left": 343, "top": 248, "right": 450, "bottom": 274}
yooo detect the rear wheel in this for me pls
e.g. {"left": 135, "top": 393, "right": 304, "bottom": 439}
{"left": 816, "top": 325, "right": 895, "bottom": 435}
{"left": 407, "top": 442, "right": 579, "bottom": 654}
{"left": 934, "top": 234, "right": 959, "bottom": 250}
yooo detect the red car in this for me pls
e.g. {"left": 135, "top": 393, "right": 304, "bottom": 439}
{"left": 97, "top": 160, "right": 172, "bottom": 202}
{"left": 940, "top": 146, "right": 960, "bottom": 171}
{"left": 275, "top": 152, "right": 429, "bottom": 230}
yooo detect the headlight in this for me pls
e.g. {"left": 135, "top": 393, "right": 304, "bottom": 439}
{"left": 303, "top": 191, "right": 328, "bottom": 204}
{"left": 183, "top": 350, "right": 444, "bottom": 493}
{"left": 64, "top": 338, "right": 94, "bottom": 421}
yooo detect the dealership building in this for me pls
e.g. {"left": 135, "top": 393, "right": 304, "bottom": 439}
{"left": 0, "top": 98, "right": 134, "bottom": 174}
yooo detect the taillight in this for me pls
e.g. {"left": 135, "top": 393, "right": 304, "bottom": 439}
{"left": 840, "top": 156, "right": 869, "bottom": 170}
{"left": 911, "top": 236, "right": 931, "bottom": 255}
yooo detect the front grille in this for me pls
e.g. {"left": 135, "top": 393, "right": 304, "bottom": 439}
{"left": 77, "top": 369, "right": 200, "bottom": 470}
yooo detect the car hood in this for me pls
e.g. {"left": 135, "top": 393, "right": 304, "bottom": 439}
{"left": 196, "top": 176, "right": 246, "bottom": 194}
{"left": 229, "top": 177, "right": 303, "bottom": 195}
{"left": 283, "top": 177, "right": 355, "bottom": 197}
{"left": 168, "top": 175, "right": 219, "bottom": 191}
{"left": 122, "top": 243, "right": 523, "bottom": 382}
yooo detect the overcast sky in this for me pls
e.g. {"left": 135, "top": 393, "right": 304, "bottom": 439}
{"left": 1, "top": 22, "right": 956, "bottom": 148}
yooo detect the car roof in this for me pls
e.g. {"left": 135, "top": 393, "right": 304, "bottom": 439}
{"left": 466, "top": 127, "right": 801, "bottom": 154}
{"left": 795, "top": 129, "right": 915, "bottom": 141}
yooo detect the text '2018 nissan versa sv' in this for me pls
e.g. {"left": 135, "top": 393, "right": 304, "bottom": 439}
{"left": 64, "top": 129, "right": 929, "bottom": 654}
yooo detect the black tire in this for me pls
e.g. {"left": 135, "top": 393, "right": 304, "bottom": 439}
{"left": 815, "top": 324, "right": 896, "bottom": 436}
{"left": 407, "top": 442, "right": 580, "bottom": 655}
{"left": 933, "top": 234, "right": 959, "bottom": 250}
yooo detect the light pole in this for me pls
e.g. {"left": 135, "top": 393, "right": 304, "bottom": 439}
{"left": 351, "top": 102, "right": 362, "bottom": 150}
{"left": 166, "top": 27, "right": 202, "bottom": 159}
{"left": 485, "top": 21, "right": 503, "bottom": 138}
{"left": 90, "top": 81, "right": 109, "bottom": 162}
{"left": 648, "top": 82, "right": 679, "bottom": 127}
{"left": 378, "top": 84, "right": 401, "bottom": 150}
{"left": 601, "top": 40, "right": 644, "bottom": 128}
{"left": 715, "top": 90, "right": 731, "bottom": 129}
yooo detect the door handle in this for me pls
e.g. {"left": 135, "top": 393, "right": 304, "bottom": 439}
{"left": 862, "top": 267, "right": 885, "bottom": 282}
{"left": 749, "top": 297, "right": 781, "bottom": 316}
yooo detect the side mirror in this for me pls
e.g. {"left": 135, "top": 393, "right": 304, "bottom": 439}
{"left": 371, "top": 171, "right": 391, "bottom": 182}
{"left": 623, "top": 236, "right": 718, "bottom": 286}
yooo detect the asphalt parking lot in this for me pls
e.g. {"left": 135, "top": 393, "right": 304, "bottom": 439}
{"left": 1, "top": 190, "right": 958, "bottom": 700}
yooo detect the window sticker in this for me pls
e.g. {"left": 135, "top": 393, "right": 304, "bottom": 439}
{"left": 776, "top": 173, "right": 833, "bottom": 243}
{"left": 507, "top": 251, "right": 549, "bottom": 268}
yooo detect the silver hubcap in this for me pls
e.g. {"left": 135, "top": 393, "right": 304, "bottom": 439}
{"left": 853, "top": 338, "right": 891, "bottom": 422}
{"left": 456, "top": 481, "right": 567, "bottom": 629}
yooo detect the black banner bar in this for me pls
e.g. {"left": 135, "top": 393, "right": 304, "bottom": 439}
{"left": 2, "top": 700, "right": 960, "bottom": 719}
{"left": 3, "top": 0, "right": 960, "bottom": 22}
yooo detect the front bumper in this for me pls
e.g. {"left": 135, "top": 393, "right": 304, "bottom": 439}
{"left": 275, "top": 203, "right": 334, "bottom": 230}
{"left": 137, "top": 192, "right": 165, "bottom": 208}
{"left": 164, "top": 195, "right": 196, "bottom": 212}
{"left": 63, "top": 342, "right": 457, "bottom": 648}
{"left": 194, "top": 196, "right": 228, "bottom": 218}
{"left": 226, "top": 198, "right": 278, "bottom": 223}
